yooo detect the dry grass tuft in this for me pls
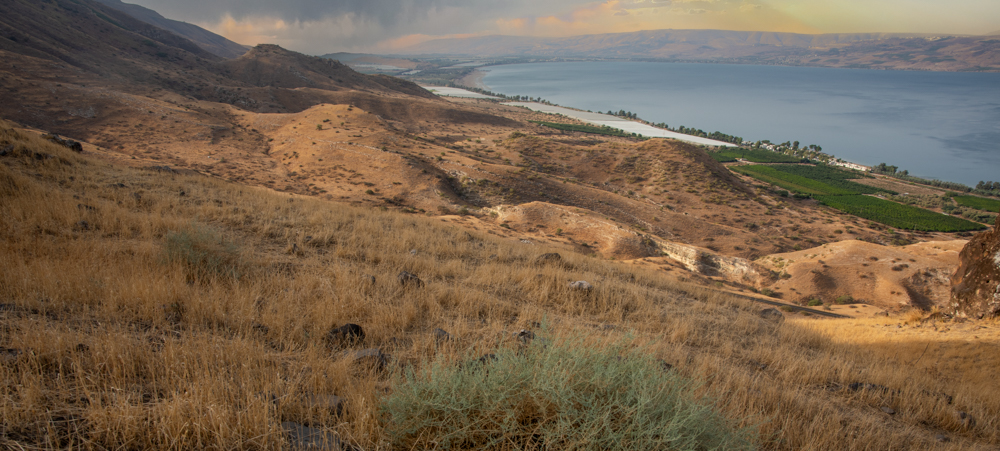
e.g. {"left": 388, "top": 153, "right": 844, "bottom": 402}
{"left": 1, "top": 119, "right": 998, "bottom": 450}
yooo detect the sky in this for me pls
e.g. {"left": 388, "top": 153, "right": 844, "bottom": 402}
{"left": 127, "top": 0, "right": 1000, "bottom": 54}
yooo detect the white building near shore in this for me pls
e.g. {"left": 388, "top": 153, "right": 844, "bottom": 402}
{"left": 830, "top": 159, "right": 871, "bottom": 172}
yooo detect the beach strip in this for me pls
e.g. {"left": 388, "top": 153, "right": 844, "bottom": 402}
{"left": 505, "top": 102, "right": 737, "bottom": 147}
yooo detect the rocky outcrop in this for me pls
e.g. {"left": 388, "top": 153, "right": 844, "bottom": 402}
{"left": 659, "top": 242, "right": 764, "bottom": 284}
{"left": 951, "top": 222, "right": 1000, "bottom": 318}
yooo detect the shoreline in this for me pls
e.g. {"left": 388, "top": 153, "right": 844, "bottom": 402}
{"left": 457, "top": 69, "right": 489, "bottom": 90}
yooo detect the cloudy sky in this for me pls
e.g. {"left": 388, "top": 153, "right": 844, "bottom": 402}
{"left": 127, "top": 0, "right": 1000, "bottom": 54}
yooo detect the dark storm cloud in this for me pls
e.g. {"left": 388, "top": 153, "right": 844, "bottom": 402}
{"left": 133, "top": 0, "right": 574, "bottom": 28}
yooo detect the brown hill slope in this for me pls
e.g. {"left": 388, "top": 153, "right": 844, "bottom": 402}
{"left": 220, "top": 44, "right": 436, "bottom": 100}
{"left": 93, "top": 0, "right": 248, "bottom": 58}
{"left": 2, "top": 119, "right": 999, "bottom": 450}
{"left": 0, "top": 0, "right": 441, "bottom": 112}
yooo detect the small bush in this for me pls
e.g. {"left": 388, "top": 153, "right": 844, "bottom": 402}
{"left": 807, "top": 298, "right": 823, "bottom": 307}
{"left": 381, "top": 332, "right": 757, "bottom": 451}
{"left": 163, "top": 225, "right": 243, "bottom": 282}
{"left": 834, "top": 295, "right": 854, "bottom": 305}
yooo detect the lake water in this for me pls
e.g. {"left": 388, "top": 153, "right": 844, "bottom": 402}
{"left": 481, "top": 62, "right": 1000, "bottom": 187}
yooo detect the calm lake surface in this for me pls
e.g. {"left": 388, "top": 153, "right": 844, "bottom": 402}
{"left": 482, "top": 62, "right": 1000, "bottom": 187}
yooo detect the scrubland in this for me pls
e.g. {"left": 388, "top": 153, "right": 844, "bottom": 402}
{"left": 2, "top": 121, "right": 998, "bottom": 450}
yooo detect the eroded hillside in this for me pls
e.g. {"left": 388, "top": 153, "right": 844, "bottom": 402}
{"left": 2, "top": 120, "right": 999, "bottom": 450}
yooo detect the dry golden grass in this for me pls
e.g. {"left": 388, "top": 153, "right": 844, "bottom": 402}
{"left": 1, "top": 120, "right": 998, "bottom": 450}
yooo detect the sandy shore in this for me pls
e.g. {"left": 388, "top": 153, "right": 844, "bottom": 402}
{"left": 457, "top": 70, "right": 489, "bottom": 90}
{"left": 505, "top": 102, "right": 737, "bottom": 147}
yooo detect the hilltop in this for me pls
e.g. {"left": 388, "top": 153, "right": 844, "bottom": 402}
{"left": 399, "top": 29, "right": 1000, "bottom": 72}
{"left": 93, "top": 0, "right": 249, "bottom": 59}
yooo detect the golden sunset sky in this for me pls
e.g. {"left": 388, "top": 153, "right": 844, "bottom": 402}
{"left": 129, "top": 0, "right": 1000, "bottom": 54}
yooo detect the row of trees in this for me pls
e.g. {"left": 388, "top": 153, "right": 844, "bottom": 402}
{"left": 975, "top": 181, "right": 1000, "bottom": 192}
{"left": 872, "top": 162, "right": 975, "bottom": 193}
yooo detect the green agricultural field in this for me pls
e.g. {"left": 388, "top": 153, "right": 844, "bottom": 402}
{"left": 767, "top": 164, "right": 892, "bottom": 195}
{"left": 953, "top": 195, "right": 1000, "bottom": 213}
{"left": 815, "top": 195, "right": 986, "bottom": 232}
{"left": 731, "top": 165, "right": 857, "bottom": 195}
{"left": 530, "top": 121, "right": 637, "bottom": 138}
{"left": 710, "top": 149, "right": 803, "bottom": 163}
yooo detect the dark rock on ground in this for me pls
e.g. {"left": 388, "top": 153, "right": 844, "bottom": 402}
{"left": 758, "top": 308, "right": 785, "bottom": 322}
{"left": 348, "top": 348, "right": 388, "bottom": 373}
{"left": 433, "top": 328, "right": 450, "bottom": 342}
{"left": 956, "top": 410, "right": 975, "bottom": 429}
{"left": 951, "top": 221, "right": 1000, "bottom": 318}
{"left": 327, "top": 324, "right": 364, "bottom": 345}
{"left": 534, "top": 253, "right": 562, "bottom": 265}
{"left": 398, "top": 271, "right": 424, "bottom": 287}
{"left": 477, "top": 353, "right": 498, "bottom": 365}
{"left": 43, "top": 134, "right": 83, "bottom": 152}
{"left": 1, "top": 347, "right": 23, "bottom": 363}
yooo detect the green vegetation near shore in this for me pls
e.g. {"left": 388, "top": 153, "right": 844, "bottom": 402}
{"left": 733, "top": 163, "right": 985, "bottom": 232}
{"left": 952, "top": 195, "right": 1000, "bottom": 213}
{"left": 710, "top": 149, "right": 804, "bottom": 163}
{"left": 530, "top": 120, "right": 639, "bottom": 138}
{"left": 815, "top": 195, "right": 986, "bottom": 232}
{"left": 731, "top": 165, "right": 880, "bottom": 196}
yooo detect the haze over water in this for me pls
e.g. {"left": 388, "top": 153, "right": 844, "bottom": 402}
{"left": 482, "top": 62, "right": 1000, "bottom": 187}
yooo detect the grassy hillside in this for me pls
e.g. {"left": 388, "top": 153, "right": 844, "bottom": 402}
{"left": 2, "top": 121, "right": 999, "bottom": 449}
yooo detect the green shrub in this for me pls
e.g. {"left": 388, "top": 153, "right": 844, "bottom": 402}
{"left": 835, "top": 295, "right": 854, "bottom": 305}
{"left": 163, "top": 224, "right": 243, "bottom": 282}
{"left": 381, "top": 331, "right": 757, "bottom": 451}
{"left": 807, "top": 298, "right": 823, "bottom": 307}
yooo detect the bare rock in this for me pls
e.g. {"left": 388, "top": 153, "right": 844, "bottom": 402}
{"left": 880, "top": 406, "right": 896, "bottom": 415}
{"left": 569, "top": 280, "right": 593, "bottom": 291}
{"left": 534, "top": 253, "right": 562, "bottom": 265}
{"left": 327, "top": 324, "right": 364, "bottom": 345}
{"left": 398, "top": 271, "right": 424, "bottom": 287}
{"left": 956, "top": 410, "right": 975, "bottom": 429}
{"left": 348, "top": 348, "right": 388, "bottom": 373}
{"left": 758, "top": 308, "right": 785, "bottom": 323}
{"left": 951, "top": 221, "right": 1000, "bottom": 318}
{"left": 433, "top": 328, "right": 451, "bottom": 342}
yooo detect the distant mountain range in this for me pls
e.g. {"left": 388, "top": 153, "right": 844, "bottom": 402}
{"left": 400, "top": 29, "right": 1000, "bottom": 71}
{"left": 92, "top": 0, "right": 248, "bottom": 59}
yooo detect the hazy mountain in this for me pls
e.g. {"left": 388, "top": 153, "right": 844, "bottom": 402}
{"left": 93, "top": 0, "right": 248, "bottom": 59}
{"left": 401, "top": 29, "right": 1000, "bottom": 71}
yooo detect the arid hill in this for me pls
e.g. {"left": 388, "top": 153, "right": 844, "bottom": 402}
{"left": 0, "top": 0, "right": 981, "bottom": 318}
{"left": 3, "top": 117, "right": 1000, "bottom": 450}
{"left": 401, "top": 29, "right": 1000, "bottom": 72}
{"left": 93, "top": 0, "right": 248, "bottom": 59}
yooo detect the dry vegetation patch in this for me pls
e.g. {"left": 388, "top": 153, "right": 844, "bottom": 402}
{"left": 1, "top": 121, "right": 998, "bottom": 449}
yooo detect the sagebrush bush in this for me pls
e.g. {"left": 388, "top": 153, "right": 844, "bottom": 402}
{"left": 381, "top": 331, "right": 757, "bottom": 450}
